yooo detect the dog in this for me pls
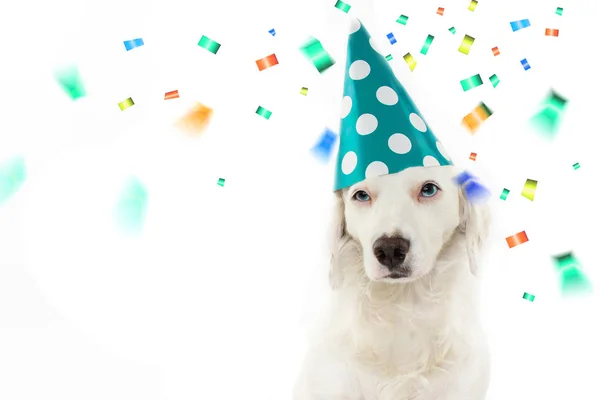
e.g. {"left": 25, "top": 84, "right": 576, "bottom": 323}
{"left": 293, "top": 165, "right": 491, "bottom": 400}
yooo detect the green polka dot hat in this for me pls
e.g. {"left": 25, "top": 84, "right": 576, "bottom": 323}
{"left": 334, "top": 20, "right": 453, "bottom": 191}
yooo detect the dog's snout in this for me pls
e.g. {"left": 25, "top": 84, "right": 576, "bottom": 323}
{"left": 373, "top": 236, "right": 411, "bottom": 270}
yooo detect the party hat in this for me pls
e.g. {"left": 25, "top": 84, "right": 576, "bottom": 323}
{"left": 334, "top": 20, "right": 452, "bottom": 191}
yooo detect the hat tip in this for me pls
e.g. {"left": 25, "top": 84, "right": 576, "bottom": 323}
{"left": 349, "top": 18, "right": 362, "bottom": 34}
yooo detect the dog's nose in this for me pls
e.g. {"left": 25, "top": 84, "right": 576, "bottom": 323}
{"left": 373, "top": 236, "right": 411, "bottom": 270}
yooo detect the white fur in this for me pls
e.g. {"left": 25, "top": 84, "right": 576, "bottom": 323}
{"left": 294, "top": 166, "right": 491, "bottom": 400}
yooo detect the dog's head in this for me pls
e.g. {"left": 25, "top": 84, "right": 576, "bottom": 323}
{"left": 329, "top": 166, "right": 490, "bottom": 287}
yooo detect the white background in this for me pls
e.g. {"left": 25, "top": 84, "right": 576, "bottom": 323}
{"left": 1, "top": 0, "right": 599, "bottom": 398}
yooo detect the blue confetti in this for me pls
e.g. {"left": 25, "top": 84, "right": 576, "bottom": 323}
{"left": 269, "top": 29, "right": 276, "bottom": 36}
{"left": 386, "top": 32, "right": 397, "bottom": 45}
{"left": 124, "top": 38, "right": 144, "bottom": 51}
{"left": 510, "top": 19, "right": 531, "bottom": 32}
{"left": 520, "top": 58, "right": 531, "bottom": 70}
{"left": 464, "top": 179, "right": 491, "bottom": 202}
{"left": 453, "top": 171, "right": 475, "bottom": 186}
{"left": 311, "top": 128, "right": 338, "bottom": 162}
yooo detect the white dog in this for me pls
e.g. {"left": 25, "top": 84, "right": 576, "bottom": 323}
{"left": 294, "top": 165, "right": 491, "bottom": 400}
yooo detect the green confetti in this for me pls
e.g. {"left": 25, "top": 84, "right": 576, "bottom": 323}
{"left": 449, "top": 26, "right": 456, "bottom": 34}
{"left": 198, "top": 35, "right": 221, "bottom": 54}
{"left": 489, "top": 74, "right": 500, "bottom": 88}
{"left": 420, "top": 34, "right": 435, "bottom": 55}
{"left": 500, "top": 188, "right": 510, "bottom": 200}
{"left": 54, "top": 66, "right": 86, "bottom": 100}
{"left": 334, "top": 0, "right": 351, "bottom": 13}
{"left": 118, "top": 97, "right": 134, "bottom": 111}
{"left": 530, "top": 90, "right": 568, "bottom": 139}
{"left": 299, "top": 37, "right": 335, "bottom": 73}
{"left": 0, "top": 156, "right": 26, "bottom": 205}
{"left": 385, "top": 54, "right": 393, "bottom": 61}
{"left": 554, "top": 252, "right": 592, "bottom": 296}
{"left": 217, "top": 178, "right": 225, "bottom": 187}
{"left": 256, "top": 105, "right": 272, "bottom": 120}
{"left": 556, "top": 7, "right": 563, "bottom": 16}
{"left": 114, "top": 177, "right": 148, "bottom": 235}
{"left": 573, "top": 162, "right": 580, "bottom": 170}
{"left": 522, "top": 292, "right": 535, "bottom": 302}
{"left": 396, "top": 15, "right": 409, "bottom": 25}
{"left": 460, "top": 74, "right": 483, "bottom": 91}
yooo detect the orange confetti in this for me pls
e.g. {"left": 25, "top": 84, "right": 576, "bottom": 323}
{"left": 469, "top": 152, "right": 477, "bottom": 161}
{"left": 491, "top": 46, "right": 500, "bottom": 56}
{"left": 164, "top": 90, "right": 179, "bottom": 100}
{"left": 545, "top": 28, "right": 559, "bottom": 37}
{"left": 506, "top": 231, "right": 529, "bottom": 248}
{"left": 177, "top": 102, "right": 213, "bottom": 135}
{"left": 437, "top": 7, "right": 444, "bottom": 15}
{"left": 462, "top": 102, "right": 493, "bottom": 134}
{"left": 256, "top": 53, "right": 279, "bottom": 71}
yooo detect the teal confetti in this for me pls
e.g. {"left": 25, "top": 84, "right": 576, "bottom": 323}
{"left": 573, "top": 162, "right": 580, "bottom": 170}
{"left": 553, "top": 252, "right": 592, "bottom": 296}
{"left": 115, "top": 177, "right": 148, "bottom": 235}
{"left": 530, "top": 89, "right": 568, "bottom": 139}
{"left": 522, "top": 292, "right": 535, "bottom": 302}
{"left": 0, "top": 156, "right": 26, "bottom": 205}
{"left": 217, "top": 178, "right": 225, "bottom": 187}
{"left": 54, "top": 66, "right": 86, "bottom": 100}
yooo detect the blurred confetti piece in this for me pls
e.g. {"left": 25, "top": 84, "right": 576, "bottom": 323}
{"left": 403, "top": 53, "right": 417, "bottom": 71}
{"left": 385, "top": 54, "right": 393, "bottom": 61}
{"left": 489, "top": 74, "right": 500, "bottom": 88}
{"left": 520, "top": 58, "right": 531, "bottom": 70}
{"left": 522, "top": 292, "right": 535, "bottom": 302}
{"left": 300, "top": 37, "right": 335, "bottom": 73}
{"left": 118, "top": 97, "right": 134, "bottom": 111}
{"left": 530, "top": 89, "right": 568, "bottom": 138}
{"left": 449, "top": 26, "right": 456, "bottom": 34}
{"left": 491, "top": 46, "right": 500, "bottom": 56}
{"left": 334, "top": 0, "right": 351, "bottom": 13}
{"left": 453, "top": 171, "right": 475, "bottom": 186}
{"left": 458, "top": 34, "right": 475, "bottom": 55}
{"left": 545, "top": 28, "right": 559, "bottom": 37}
{"left": 198, "top": 35, "right": 221, "bottom": 54}
{"left": 114, "top": 177, "right": 148, "bottom": 235}
{"left": 387, "top": 33, "right": 397, "bottom": 45}
{"left": 510, "top": 19, "right": 531, "bottom": 32}
{"left": 460, "top": 73, "right": 483, "bottom": 91}
{"left": 506, "top": 231, "right": 529, "bottom": 248}
{"left": 500, "top": 188, "right": 510, "bottom": 200}
{"left": 573, "top": 162, "right": 580, "bottom": 170}
{"left": 437, "top": 7, "right": 445, "bottom": 15}
{"left": 462, "top": 102, "right": 493, "bottom": 134}
{"left": 217, "top": 178, "right": 225, "bottom": 187}
{"left": 420, "top": 34, "right": 435, "bottom": 55}
{"left": 269, "top": 29, "right": 276, "bottom": 36}
{"left": 256, "top": 53, "right": 279, "bottom": 71}
{"left": 256, "top": 105, "right": 272, "bottom": 120}
{"left": 469, "top": 152, "right": 477, "bottom": 161}
{"left": 177, "top": 102, "right": 213, "bottom": 134}
{"left": 164, "top": 90, "right": 179, "bottom": 100}
{"left": 468, "top": 0, "right": 478, "bottom": 11}
{"left": 300, "top": 87, "right": 308, "bottom": 96}
{"left": 311, "top": 128, "right": 338, "bottom": 162}
{"left": 464, "top": 180, "right": 491, "bottom": 202}
{"left": 553, "top": 252, "right": 592, "bottom": 295}
{"left": 124, "top": 38, "right": 144, "bottom": 51}
{"left": 397, "top": 15, "right": 409, "bottom": 25}
{"left": 556, "top": 7, "right": 563, "bottom": 16}
{"left": 54, "top": 65, "right": 86, "bottom": 100}
{"left": 0, "top": 156, "right": 26, "bottom": 205}
{"left": 521, "top": 179, "right": 537, "bottom": 201}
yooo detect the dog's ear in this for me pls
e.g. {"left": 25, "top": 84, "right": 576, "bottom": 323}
{"left": 328, "top": 190, "right": 347, "bottom": 289}
{"left": 458, "top": 187, "right": 491, "bottom": 276}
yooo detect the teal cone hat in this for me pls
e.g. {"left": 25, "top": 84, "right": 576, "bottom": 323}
{"left": 334, "top": 20, "right": 453, "bottom": 191}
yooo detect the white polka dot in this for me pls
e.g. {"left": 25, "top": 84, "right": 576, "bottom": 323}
{"left": 365, "top": 161, "right": 389, "bottom": 178}
{"left": 388, "top": 133, "right": 412, "bottom": 154}
{"left": 423, "top": 156, "right": 440, "bottom": 167}
{"left": 376, "top": 86, "right": 398, "bottom": 105}
{"left": 369, "top": 38, "right": 386, "bottom": 56}
{"left": 349, "top": 19, "right": 361, "bottom": 34}
{"left": 436, "top": 141, "right": 450, "bottom": 161}
{"left": 341, "top": 96, "right": 352, "bottom": 119}
{"left": 409, "top": 113, "right": 427, "bottom": 132}
{"left": 349, "top": 60, "right": 371, "bottom": 80}
{"left": 341, "top": 151, "right": 358, "bottom": 175}
{"left": 356, "top": 114, "right": 378, "bottom": 135}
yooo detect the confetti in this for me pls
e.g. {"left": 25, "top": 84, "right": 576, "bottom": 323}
{"left": 521, "top": 179, "right": 537, "bottom": 201}
{"left": 311, "top": 128, "right": 339, "bottom": 162}
{"left": 489, "top": 74, "right": 500, "bottom": 88}
{"left": 300, "top": 37, "right": 335, "bottom": 73}
{"left": 458, "top": 34, "right": 475, "bottom": 55}
{"left": 530, "top": 89, "right": 568, "bottom": 138}
{"left": 437, "top": 7, "right": 445, "bottom": 15}
{"left": 469, "top": 152, "right": 477, "bottom": 161}
{"left": 114, "top": 177, "right": 148, "bottom": 235}
{"left": 300, "top": 87, "right": 308, "bottom": 96}
{"left": 506, "top": 231, "right": 529, "bottom": 248}
{"left": 256, "top": 105, "right": 272, "bottom": 120}
{"left": 520, "top": 58, "right": 531, "bottom": 70}
{"left": 118, "top": 97, "right": 134, "bottom": 111}
{"left": 124, "top": 38, "right": 144, "bottom": 51}
{"left": 217, "top": 178, "right": 226, "bottom": 187}
{"left": 0, "top": 156, "right": 26, "bottom": 205}
{"left": 387, "top": 32, "right": 397, "bottom": 45}
{"left": 553, "top": 252, "right": 592, "bottom": 295}
{"left": 256, "top": 53, "right": 279, "bottom": 71}
{"left": 177, "top": 102, "right": 214, "bottom": 134}
{"left": 420, "top": 34, "right": 435, "bottom": 55}
{"left": 522, "top": 292, "right": 535, "bottom": 302}
{"left": 491, "top": 46, "right": 500, "bottom": 56}
{"left": 385, "top": 54, "right": 393, "bottom": 61}
{"left": 164, "top": 90, "right": 179, "bottom": 100}
{"left": 269, "top": 29, "right": 276, "bottom": 36}
{"left": 573, "top": 162, "right": 580, "bottom": 170}
{"left": 468, "top": 0, "right": 478, "bottom": 11}
{"left": 462, "top": 102, "right": 493, "bottom": 133}
{"left": 556, "top": 7, "right": 563, "bottom": 16}
{"left": 460, "top": 74, "right": 483, "bottom": 91}
{"left": 500, "top": 188, "right": 510, "bottom": 200}
{"left": 403, "top": 52, "right": 417, "bottom": 71}
{"left": 449, "top": 26, "right": 456, "bottom": 34}
{"left": 198, "top": 35, "right": 221, "bottom": 54}
{"left": 334, "top": 0, "right": 351, "bottom": 13}
{"left": 397, "top": 15, "right": 409, "bottom": 25}
{"left": 453, "top": 171, "right": 475, "bottom": 186}
{"left": 464, "top": 179, "right": 491, "bottom": 201}
{"left": 510, "top": 19, "right": 531, "bottom": 32}
{"left": 545, "top": 28, "right": 559, "bottom": 37}
{"left": 54, "top": 65, "right": 86, "bottom": 100}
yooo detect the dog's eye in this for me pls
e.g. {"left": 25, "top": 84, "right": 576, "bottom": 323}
{"left": 352, "top": 190, "right": 371, "bottom": 202}
{"left": 420, "top": 183, "right": 439, "bottom": 198}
